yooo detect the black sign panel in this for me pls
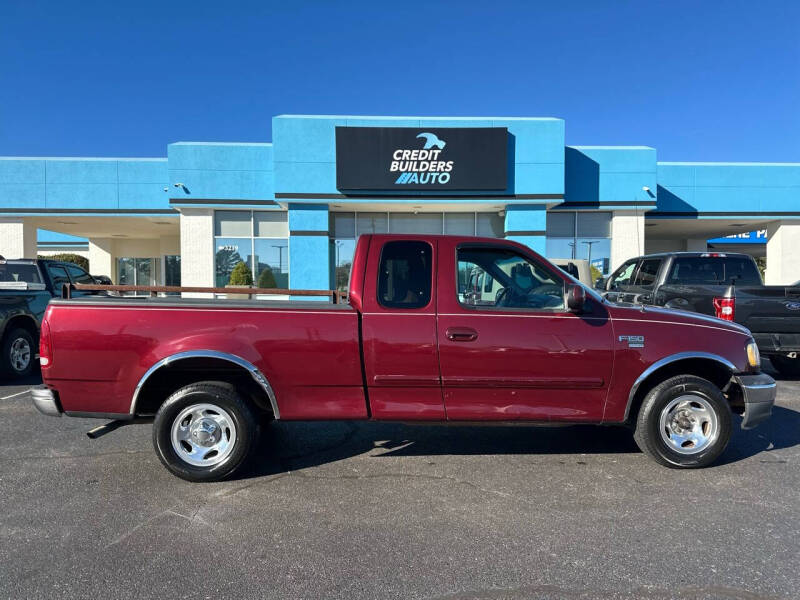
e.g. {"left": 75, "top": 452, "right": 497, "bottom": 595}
{"left": 336, "top": 127, "right": 508, "bottom": 192}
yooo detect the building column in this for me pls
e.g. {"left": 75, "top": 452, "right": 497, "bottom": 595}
{"left": 684, "top": 238, "right": 707, "bottom": 252}
{"left": 610, "top": 210, "right": 645, "bottom": 271}
{"left": 88, "top": 238, "right": 115, "bottom": 281}
{"left": 504, "top": 205, "right": 546, "bottom": 255}
{"left": 288, "top": 204, "right": 330, "bottom": 293}
{"left": 0, "top": 218, "right": 37, "bottom": 259}
{"left": 179, "top": 208, "right": 214, "bottom": 297}
{"left": 766, "top": 221, "right": 800, "bottom": 285}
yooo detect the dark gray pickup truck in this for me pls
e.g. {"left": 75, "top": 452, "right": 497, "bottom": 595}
{"left": 0, "top": 257, "right": 100, "bottom": 378}
{"left": 597, "top": 251, "right": 800, "bottom": 376}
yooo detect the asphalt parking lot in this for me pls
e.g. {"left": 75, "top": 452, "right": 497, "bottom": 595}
{"left": 1, "top": 365, "right": 799, "bottom": 600}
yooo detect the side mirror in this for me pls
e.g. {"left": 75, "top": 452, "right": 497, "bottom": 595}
{"left": 567, "top": 284, "right": 586, "bottom": 313}
{"left": 594, "top": 277, "right": 606, "bottom": 290}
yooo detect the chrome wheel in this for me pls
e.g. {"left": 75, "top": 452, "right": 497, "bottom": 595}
{"left": 658, "top": 394, "right": 719, "bottom": 455}
{"left": 10, "top": 337, "right": 31, "bottom": 373}
{"left": 170, "top": 403, "right": 237, "bottom": 467}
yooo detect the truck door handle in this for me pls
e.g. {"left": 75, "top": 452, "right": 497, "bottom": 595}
{"left": 446, "top": 327, "right": 478, "bottom": 342}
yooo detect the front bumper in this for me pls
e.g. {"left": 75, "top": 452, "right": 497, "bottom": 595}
{"left": 733, "top": 373, "right": 775, "bottom": 430}
{"left": 30, "top": 385, "right": 62, "bottom": 417}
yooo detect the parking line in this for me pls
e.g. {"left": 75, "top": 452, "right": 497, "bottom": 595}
{"left": 1, "top": 390, "right": 29, "bottom": 400}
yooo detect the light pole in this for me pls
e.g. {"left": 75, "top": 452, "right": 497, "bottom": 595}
{"left": 582, "top": 240, "right": 599, "bottom": 265}
{"left": 568, "top": 241, "right": 576, "bottom": 259}
{"left": 271, "top": 245, "right": 285, "bottom": 273}
{"left": 335, "top": 240, "right": 344, "bottom": 269}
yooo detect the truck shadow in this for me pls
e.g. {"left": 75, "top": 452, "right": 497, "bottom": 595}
{"left": 238, "top": 404, "right": 800, "bottom": 479}
{"left": 720, "top": 405, "right": 800, "bottom": 465}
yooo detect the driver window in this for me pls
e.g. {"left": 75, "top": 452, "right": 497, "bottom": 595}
{"left": 608, "top": 260, "right": 637, "bottom": 289}
{"left": 457, "top": 247, "right": 565, "bottom": 310}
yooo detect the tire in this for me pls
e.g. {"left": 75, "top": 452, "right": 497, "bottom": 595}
{"left": 1, "top": 327, "right": 35, "bottom": 379}
{"left": 769, "top": 355, "right": 800, "bottom": 378}
{"left": 152, "top": 381, "right": 258, "bottom": 482}
{"left": 633, "top": 375, "right": 732, "bottom": 468}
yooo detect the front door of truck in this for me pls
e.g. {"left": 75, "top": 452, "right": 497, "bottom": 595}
{"left": 360, "top": 236, "right": 445, "bottom": 420}
{"left": 436, "top": 238, "right": 614, "bottom": 422}
{"left": 605, "top": 258, "right": 662, "bottom": 305}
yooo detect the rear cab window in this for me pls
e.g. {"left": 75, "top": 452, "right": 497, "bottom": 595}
{"left": 377, "top": 241, "right": 432, "bottom": 309}
{"left": 0, "top": 263, "right": 41, "bottom": 284}
{"left": 667, "top": 256, "right": 762, "bottom": 285}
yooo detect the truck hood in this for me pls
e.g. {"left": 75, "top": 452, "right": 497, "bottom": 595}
{"left": 607, "top": 302, "right": 752, "bottom": 336}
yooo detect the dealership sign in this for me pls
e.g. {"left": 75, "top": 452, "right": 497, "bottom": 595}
{"left": 335, "top": 127, "right": 508, "bottom": 191}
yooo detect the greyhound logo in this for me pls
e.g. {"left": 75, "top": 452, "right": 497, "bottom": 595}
{"left": 416, "top": 132, "right": 446, "bottom": 150}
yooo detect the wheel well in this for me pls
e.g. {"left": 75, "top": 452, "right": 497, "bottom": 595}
{"left": 133, "top": 357, "right": 275, "bottom": 418}
{"left": 2, "top": 315, "right": 39, "bottom": 344}
{"left": 626, "top": 358, "right": 734, "bottom": 424}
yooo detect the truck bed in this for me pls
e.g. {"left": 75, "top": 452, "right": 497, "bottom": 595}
{"left": 44, "top": 296, "right": 366, "bottom": 419}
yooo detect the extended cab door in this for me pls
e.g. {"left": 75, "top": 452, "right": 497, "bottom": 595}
{"left": 436, "top": 238, "right": 614, "bottom": 422}
{"left": 360, "top": 236, "right": 445, "bottom": 420}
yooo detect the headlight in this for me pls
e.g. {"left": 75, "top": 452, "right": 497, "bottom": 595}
{"left": 746, "top": 340, "right": 761, "bottom": 371}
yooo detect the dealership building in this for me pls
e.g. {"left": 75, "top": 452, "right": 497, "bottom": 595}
{"left": 1, "top": 114, "right": 799, "bottom": 291}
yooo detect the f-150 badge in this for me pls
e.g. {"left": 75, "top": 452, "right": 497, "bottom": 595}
{"left": 619, "top": 335, "right": 645, "bottom": 348}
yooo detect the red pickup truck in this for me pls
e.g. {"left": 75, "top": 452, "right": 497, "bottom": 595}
{"left": 31, "top": 234, "right": 775, "bottom": 481}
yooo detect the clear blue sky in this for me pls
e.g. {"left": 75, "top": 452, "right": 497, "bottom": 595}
{"left": 1, "top": 0, "right": 798, "bottom": 161}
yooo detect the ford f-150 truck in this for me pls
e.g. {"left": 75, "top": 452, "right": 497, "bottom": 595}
{"left": 31, "top": 235, "right": 775, "bottom": 481}
{"left": 597, "top": 251, "right": 800, "bottom": 377}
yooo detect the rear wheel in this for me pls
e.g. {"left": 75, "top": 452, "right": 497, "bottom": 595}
{"left": 1, "top": 328, "right": 35, "bottom": 379}
{"left": 633, "top": 375, "right": 731, "bottom": 468}
{"left": 769, "top": 354, "right": 800, "bottom": 378}
{"left": 153, "top": 381, "right": 258, "bottom": 482}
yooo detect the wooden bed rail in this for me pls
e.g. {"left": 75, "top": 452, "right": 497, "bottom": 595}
{"left": 66, "top": 283, "right": 347, "bottom": 303}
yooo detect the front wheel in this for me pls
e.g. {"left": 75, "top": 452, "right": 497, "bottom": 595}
{"left": 153, "top": 381, "right": 259, "bottom": 482}
{"left": 633, "top": 375, "right": 732, "bottom": 468}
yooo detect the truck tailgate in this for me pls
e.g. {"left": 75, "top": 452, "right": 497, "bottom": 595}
{"left": 735, "top": 286, "right": 800, "bottom": 334}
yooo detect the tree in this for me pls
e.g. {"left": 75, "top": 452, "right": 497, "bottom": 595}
{"left": 228, "top": 261, "right": 253, "bottom": 286}
{"left": 215, "top": 248, "right": 243, "bottom": 278}
{"left": 257, "top": 267, "right": 277, "bottom": 288}
{"left": 39, "top": 253, "right": 89, "bottom": 272}
{"left": 590, "top": 265, "right": 604, "bottom": 286}
{"left": 335, "top": 262, "right": 351, "bottom": 291}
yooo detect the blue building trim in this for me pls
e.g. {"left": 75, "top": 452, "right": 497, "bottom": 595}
{"left": 288, "top": 203, "right": 329, "bottom": 293}
{"left": 504, "top": 204, "right": 547, "bottom": 255}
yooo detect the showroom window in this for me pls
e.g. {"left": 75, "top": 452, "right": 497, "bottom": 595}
{"left": 118, "top": 258, "right": 160, "bottom": 287}
{"left": 330, "top": 212, "right": 505, "bottom": 291}
{"left": 164, "top": 255, "right": 181, "bottom": 288}
{"left": 214, "top": 210, "right": 289, "bottom": 288}
{"left": 546, "top": 211, "right": 612, "bottom": 275}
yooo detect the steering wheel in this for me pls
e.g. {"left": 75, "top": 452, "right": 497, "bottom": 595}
{"left": 495, "top": 287, "right": 510, "bottom": 306}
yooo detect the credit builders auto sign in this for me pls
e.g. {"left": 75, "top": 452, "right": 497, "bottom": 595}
{"left": 335, "top": 127, "right": 508, "bottom": 191}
